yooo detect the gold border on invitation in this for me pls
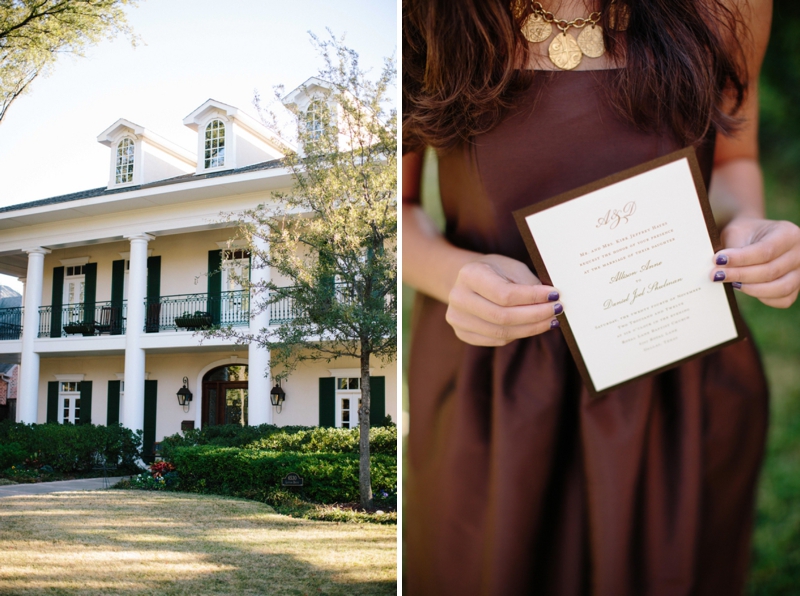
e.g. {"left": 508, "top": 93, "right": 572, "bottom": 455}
{"left": 513, "top": 146, "right": 747, "bottom": 398}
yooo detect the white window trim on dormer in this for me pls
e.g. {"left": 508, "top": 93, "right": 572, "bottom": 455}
{"left": 195, "top": 113, "right": 235, "bottom": 174}
{"left": 115, "top": 137, "right": 136, "bottom": 185}
{"left": 107, "top": 133, "right": 143, "bottom": 189}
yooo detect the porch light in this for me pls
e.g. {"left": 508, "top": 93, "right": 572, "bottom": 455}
{"left": 270, "top": 382, "right": 286, "bottom": 409}
{"left": 177, "top": 377, "right": 193, "bottom": 411}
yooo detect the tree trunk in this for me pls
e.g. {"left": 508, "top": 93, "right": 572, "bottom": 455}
{"left": 359, "top": 349, "right": 373, "bottom": 510}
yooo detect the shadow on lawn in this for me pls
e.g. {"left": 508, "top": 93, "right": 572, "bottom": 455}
{"left": 0, "top": 491, "right": 396, "bottom": 596}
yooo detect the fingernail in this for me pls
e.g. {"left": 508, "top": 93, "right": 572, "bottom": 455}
{"left": 550, "top": 319, "right": 560, "bottom": 329}
{"left": 732, "top": 281, "right": 742, "bottom": 290}
{"left": 547, "top": 291, "right": 559, "bottom": 302}
{"left": 713, "top": 271, "right": 726, "bottom": 282}
{"left": 554, "top": 303, "right": 563, "bottom": 315}
{"left": 716, "top": 254, "right": 728, "bottom": 266}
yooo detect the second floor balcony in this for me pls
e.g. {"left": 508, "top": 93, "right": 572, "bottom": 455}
{"left": 0, "top": 283, "right": 388, "bottom": 342}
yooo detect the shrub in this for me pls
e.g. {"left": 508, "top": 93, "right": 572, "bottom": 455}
{"left": 0, "top": 442, "right": 26, "bottom": 470}
{"left": 246, "top": 426, "right": 397, "bottom": 456}
{"left": 160, "top": 425, "right": 397, "bottom": 460}
{"left": 126, "top": 461, "right": 179, "bottom": 490}
{"left": 171, "top": 446, "right": 396, "bottom": 504}
{"left": 0, "top": 421, "right": 142, "bottom": 475}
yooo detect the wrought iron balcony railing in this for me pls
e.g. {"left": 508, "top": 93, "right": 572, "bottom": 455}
{"left": 153, "top": 290, "right": 249, "bottom": 331}
{"left": 0, "top": 306, "right": 22, "bottom": 340}
{"left": 38, "top": 302, "right": 127, "bottom": 338}
{"left": 31, "top": 283, "right": 394, "bottom": 339}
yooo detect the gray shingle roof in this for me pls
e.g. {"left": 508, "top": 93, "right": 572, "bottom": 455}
{"left": 0, "top": 158, "right": 285, "bottom": 214}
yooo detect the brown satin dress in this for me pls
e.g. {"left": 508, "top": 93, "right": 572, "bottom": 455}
{"left": 406, "top": 71, "right": 769, "bottom": 595}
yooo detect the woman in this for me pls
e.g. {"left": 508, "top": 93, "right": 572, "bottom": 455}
{"left": 403, "top": 0, "right": 799, "bottom": 594}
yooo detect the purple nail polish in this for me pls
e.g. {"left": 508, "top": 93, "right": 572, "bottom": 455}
{"left": 547, "top": 291, "right": 559, "bottom": 302}
{"left": 732, "top": 281, "right": 742, "bottom": 290}
{"left": 550, "top": 319, "right": 560, "bottom": 329}
{"left": 713, "top": 271, "right": 726, "bottom": 282}
{"left": 554, "top": 303, "right": 563, "bottom": 315}
{"left": 716, "top": 254, "right": 728, "bottom": 266}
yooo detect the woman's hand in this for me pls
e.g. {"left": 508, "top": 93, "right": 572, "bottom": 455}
{"left": 446, "top": 254, "right": 563, "bottom": 346}
{"left": 712, "top": 216, "right": 800, "bottom": 308}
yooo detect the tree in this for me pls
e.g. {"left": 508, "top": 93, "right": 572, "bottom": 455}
{"left": 0, "top": 0, "right": 137, "bottom": 125}
{"left": 216, "top": 34, "right": 396, "bottom": 510}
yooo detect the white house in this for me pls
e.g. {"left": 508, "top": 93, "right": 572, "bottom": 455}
{"left": 0, "top": 91, "right": 397, "bottom": 457}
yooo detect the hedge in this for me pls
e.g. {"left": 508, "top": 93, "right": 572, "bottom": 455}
{"left": 159, "top": 424, "right": 397, "bottom": 459}
{"left": 0, "top": 421, "right": 142, "bottom": 474}
{"left": 245, "top": 427, "right": 397, "bottom": 455}
{"left": 171, "top": 445, "right": 396, "bottom": 504}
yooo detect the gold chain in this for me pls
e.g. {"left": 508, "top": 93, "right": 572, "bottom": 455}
{"left": 518, "top": 0, "right": 625, "bottom": 69}
{"left": 532, "top": 1, "right": 603, "bottom": 33}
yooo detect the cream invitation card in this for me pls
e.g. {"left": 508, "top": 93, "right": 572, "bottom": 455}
{"left": 514, "top": 148, "right": 745, "bottom": 396}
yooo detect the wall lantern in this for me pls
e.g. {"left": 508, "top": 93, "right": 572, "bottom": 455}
{"left": 270, "top": 381, "right": 286, "bottom": 412}
{"left": 177, "top": 377, "right": 193, "bottom": 412}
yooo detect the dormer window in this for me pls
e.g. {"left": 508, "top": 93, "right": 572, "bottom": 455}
{"left": 306, "top": 100, "right": 325, "bottom": 139}
{"left": 115, "top": 138, "right": 135, "bottom": 184}
{"left": 204, "top": 119, "right": 225, "bottom": 168}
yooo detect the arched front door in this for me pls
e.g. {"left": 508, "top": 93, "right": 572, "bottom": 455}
{"left": 201, "top": 364, "right": 248, "bottom": 427}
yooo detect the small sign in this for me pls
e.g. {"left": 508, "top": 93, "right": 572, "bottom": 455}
{"left": 181, "top": 420, "right": 195, "bottom": 431}
{"left": 281, "top": 473, "right": 303, "bottom": 487}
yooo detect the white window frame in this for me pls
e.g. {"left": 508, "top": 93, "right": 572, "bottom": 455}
{"left": 335, "top": 377, "right": 360, "bottom": 429}
{"left": 305, "top": 100, "right": 325, "bottom": 140}
{"left": 221, "top": 250, "right": 251, "bottom": 292}
{"left": 58, "top": 381, "right": 81, "bottom": 424}
{"left": 115, "top": 137, "right": 135, "bottom": 184}
{"left": 204, "top": 119, "right": 226, "bottom": 169}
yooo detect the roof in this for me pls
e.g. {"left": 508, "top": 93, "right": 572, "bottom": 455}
{"left": 0, "top": 158, "right": 285, "bottom": 214}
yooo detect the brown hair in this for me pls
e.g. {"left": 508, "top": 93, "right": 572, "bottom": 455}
{"left": 403, "top": 0, "right": 749, "bottom": 154}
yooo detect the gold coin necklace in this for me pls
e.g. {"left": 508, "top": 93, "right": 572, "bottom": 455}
{"left": 520, "top": 1, "right": 630, "bottom": 70}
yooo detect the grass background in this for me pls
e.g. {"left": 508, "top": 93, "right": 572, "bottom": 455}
{"left": 402, "top": 6, "right": 800, "bottom": 589}
{"left": 0, "top": 491, "right": 396, "bottom": 596}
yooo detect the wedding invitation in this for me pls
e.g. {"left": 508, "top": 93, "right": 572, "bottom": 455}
{"left": 513, "top": 147, "right": 746, "bottom": 396}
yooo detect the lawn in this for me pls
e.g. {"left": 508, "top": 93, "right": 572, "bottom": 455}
{"left": 0, "top": 491, "right": 397, "bottom": 596}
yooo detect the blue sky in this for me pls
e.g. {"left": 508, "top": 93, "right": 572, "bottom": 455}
{"left": 0, "top": 0, "right": 397, "bottom": 206}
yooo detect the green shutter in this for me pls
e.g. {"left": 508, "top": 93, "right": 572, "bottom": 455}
{"left": 370, "top": 376, "right": 385, "bottom": 427}
{"left": 83, "top": 263, "right": 97, "bottom": 326}
{"left": 107, "top": 380, "right": 121, "bottom": 425}
{"left": 146, "top": 256, "right": 161, "bottom": 333}
{"left": 143, "top": 380, "right": 158, "bottom": 463}
{"left": 79, "top": 381, "right": 92, "bottom": 425}
{"left": 208, "top": 250, "right": 222, "bottom": 324}
{"left": 51, "top": 267, "right": 64, "bottom": 338}
{"left": 110, "top": 260, "right": 125, "bottom": 335}
{"left": 319, "top": 377, "right": 335, "bottom": 428}
{"left": 47, "top": 381, "right": 59, "bottom": 423}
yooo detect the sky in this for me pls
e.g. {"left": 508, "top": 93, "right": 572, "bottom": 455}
{"left": 0, "top": 0, "right": 397, "bottom": 291}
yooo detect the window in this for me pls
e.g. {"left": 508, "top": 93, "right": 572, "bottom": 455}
{"left": 63, "top": 266, "right": 85, "bottom": 306}
{"left": 222, "top": 250, "right": 251, "bottom": 292}
{"left": 336, "top": 377, "right": 360, "bottom": 429}
{"left": 305, "top": 100, "right": 325, "bottom": 139}
{"left": 59, "top": 381, "right": 81, "bottom": 424}
{"left": 204, "top": 120, "right": 225, "bottom": 168}
{"left": 115, "top": 138, "right": 135, "bottom": 184}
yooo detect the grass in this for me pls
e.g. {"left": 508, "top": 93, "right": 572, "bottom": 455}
{"left": 0, "top": 490, "right": 397, "bottom": 596}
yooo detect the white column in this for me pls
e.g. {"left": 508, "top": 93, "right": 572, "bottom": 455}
{"left": 248, "top": 237, "right": 272, "bottom": 426}
{"left": 122, "top": 234, "right": 153, "bottom": 432}
{"left": 18, "top": 248, "right": 49, "bottom": 423}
